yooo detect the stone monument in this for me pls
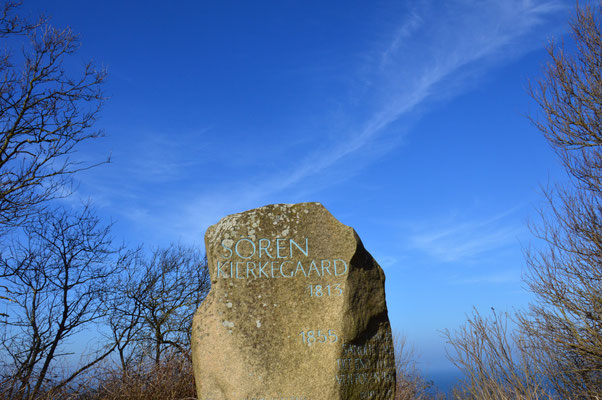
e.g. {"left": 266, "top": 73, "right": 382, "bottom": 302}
{"left": 192, "top": 202, "right": 395, "bottom": 400}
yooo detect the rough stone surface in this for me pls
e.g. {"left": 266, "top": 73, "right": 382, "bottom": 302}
{"left": 192, "top": 202, "right": 395, "bottom": 400}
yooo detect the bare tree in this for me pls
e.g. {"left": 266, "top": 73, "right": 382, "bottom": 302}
{"left": 104, "top": 264, "right": 145, "bottom": 373}
{"left": 444, "top": 308, "right": 553, "bottom": 400}
{"left": 393, "top": 332, "right": 443, "bottom": 400}
{"left": 520, "top": 2, "right": 602, "bottom": 398}
{"left": 107, "top": 244, "right": 210, "bottom": 369}
{"left": 446, "top": 4, "right": 601, "bottom": 398}
{"left": 0, "top": 1, "right": 106, "bottom": 231}
{"left": 0, "top": 206, "right": 131, "bottom": 400}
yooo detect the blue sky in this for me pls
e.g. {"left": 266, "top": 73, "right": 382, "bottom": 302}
{"left": 25, "top": 0, "right": 578, "bottom": 389}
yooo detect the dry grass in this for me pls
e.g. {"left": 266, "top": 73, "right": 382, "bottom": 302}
{"left": 3, "top": 335, "right": 447, "bottom": 400}
{"left": 79, "top": 336, "right": 444, "bottom": 400}
{"left": 394, "top": 333, "right": 447, "bottom": 400}
{"left": 78, "top": 354, "right": 196, "bottom": 400}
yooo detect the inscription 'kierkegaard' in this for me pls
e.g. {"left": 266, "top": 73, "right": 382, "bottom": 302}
{"left": 216, "top": 237, "right": 348, "bottom": 279}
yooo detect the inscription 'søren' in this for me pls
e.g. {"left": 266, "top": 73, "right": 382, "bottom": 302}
{"left": 220, "top": 237, "right": 309, "bottom": 259}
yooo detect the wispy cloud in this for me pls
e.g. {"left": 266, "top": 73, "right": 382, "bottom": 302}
{"left": 408, "top": 207, "right": 525, "bottom": 262}
{"left": 207, "top": 0, "right": 565, "bottom": 193}
{"left": 379, "top": 10, "right": 424, "bottom": 69}
{"left": 120, "top": 130, "right": 212, "bottom": 183}
{"left": 93, "top": 0, "right": 567, "bottom": 243}
{"left": 375, "top": 255, "right": 398, "bottom": 269}
{"left": 181, "top": 1, "right": 562, "bottom": 233}
{"left": 450, "top": 271, "right": 521, "bottom": 285}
